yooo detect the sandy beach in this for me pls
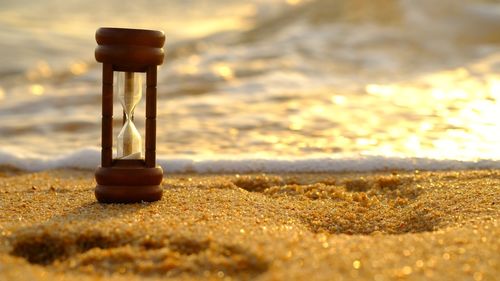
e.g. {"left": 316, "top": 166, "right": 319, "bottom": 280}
{"left": 0, "top": 168, "right": 498, "bottom": 280}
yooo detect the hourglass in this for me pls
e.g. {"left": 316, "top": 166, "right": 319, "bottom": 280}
{"left": 94, "top": 27, "right": 165, "bottom": 203}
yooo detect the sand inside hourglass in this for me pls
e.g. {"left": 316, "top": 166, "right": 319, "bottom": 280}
{"left": 117, "top": 72, "right": 142, "bottom": 159}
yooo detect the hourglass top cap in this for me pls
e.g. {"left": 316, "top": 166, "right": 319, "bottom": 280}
{"left": 95, "top": 27, "right": 165, "bottom": 67}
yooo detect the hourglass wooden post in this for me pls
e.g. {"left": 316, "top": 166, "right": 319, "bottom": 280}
{"left": 94, "top": 27, "right": 165, "bottom": 203}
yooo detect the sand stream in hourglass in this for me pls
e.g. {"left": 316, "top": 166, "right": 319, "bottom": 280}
{"left": 117, "top": 72, "right": 142, "bottom": 159}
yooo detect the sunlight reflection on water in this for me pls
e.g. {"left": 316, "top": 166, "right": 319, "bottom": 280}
{"left": 0, "top": 0, "right": 499, "bottom": 161}
{"left": 363, "top": 60, "right": 500, "bottom": 159}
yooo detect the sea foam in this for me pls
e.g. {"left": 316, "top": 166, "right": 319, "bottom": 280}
{"left": 1, "top": 147, "right": 499, "bottom": 173}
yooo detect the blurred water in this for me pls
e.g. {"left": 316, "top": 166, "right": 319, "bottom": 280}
{"left": 0, "top": 0, "right": 499, "bottom": 165}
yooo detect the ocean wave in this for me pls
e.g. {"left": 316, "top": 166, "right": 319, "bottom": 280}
{"left": 1, "top": 147, "right": 499, "bottom": 173}
{"left": 1, "top": 0, "right": 499, "bottom": 164}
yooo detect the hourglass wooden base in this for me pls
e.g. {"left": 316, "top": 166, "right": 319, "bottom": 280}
{"left": 95, "top": 160, "right": 163, "bottom": 203}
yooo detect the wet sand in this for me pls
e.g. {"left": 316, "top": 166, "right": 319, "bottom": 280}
{"left": 0, "top": 169, "right": 498, "bottom": 280}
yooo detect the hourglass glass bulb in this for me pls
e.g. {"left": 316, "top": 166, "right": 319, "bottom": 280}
{"left": 117, "top": 120, "right": 142, "bottom": 159}
{"left": 117, "top": 72, "right": 142, "bottom": 159}
{"left": 118, "top": 72, "right": 142, "bottom": 116}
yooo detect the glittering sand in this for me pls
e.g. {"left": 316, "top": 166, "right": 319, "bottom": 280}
{"left": 0, "top": 169, "right": 498, "bottom": 281}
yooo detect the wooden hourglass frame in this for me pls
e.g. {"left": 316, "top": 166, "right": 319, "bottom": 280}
{"left": 94, "top": 27, "right": 165, "bottom": 203}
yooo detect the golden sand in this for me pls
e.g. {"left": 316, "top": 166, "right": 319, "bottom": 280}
{"left": 0, "top": 169, "right": 498, "bottom": 280}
